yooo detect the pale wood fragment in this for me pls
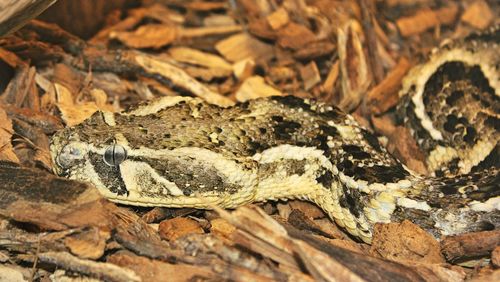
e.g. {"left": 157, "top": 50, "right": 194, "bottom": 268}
{"left": 299, "top": 61, "right": 321, "bottom": 91}
{"left": 266, "top": 8, "right": 290, "bottom": 30}
{"left": 158, "top": 217, "right": 204, "bottom": 241}
{"left": 396, "top": 3, "right": 458, "bottom": 37}
{"left": 110, "top": 24, "right": 177, "bottom": 49}
{"left": 461, "top": 0, "right": 494, "bottom": 30}
{"left": 366, "top": 57, "right": 411, "bottom": 114}
{"left": 215, "top": 33, "right": 274, "bottom": 62}
{"left": 235, "top": 76, "right": 282, "bottom": 102}
{"left": 322, "top": 60, "right": 340, "bottom": 94}
{"left": 168, "top": 47, "right": 232, "bottom": 70}
{"left": 134, "top": 53, "right": 234, "bottom": 107}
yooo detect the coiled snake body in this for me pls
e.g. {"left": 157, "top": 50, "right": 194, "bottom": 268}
{"left": 50, "top": 27, "right": 499, "bottom": 243}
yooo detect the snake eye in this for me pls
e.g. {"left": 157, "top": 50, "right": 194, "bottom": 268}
{"left": 103, "top": 144, "right": 127, "bottom": 166}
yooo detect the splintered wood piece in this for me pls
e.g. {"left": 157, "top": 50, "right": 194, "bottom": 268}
{"left": 134, "top": 53, "right": 234, "bottom": 107}
{"left": 37, "top": 252, "right": 141, "bottom": 282}
{"left": 107, "top": 251, "right": 215, "bottom": 282}
{"left": 0, "top": 108, "right": 19, "bottom": 163}
{"left": 63, "top": 227, "right": 109, "bottom": 260}
{"left": 396, "top": 3, "right": 458, "bottom": 37}
{"left": 178, "top": 25, "right": 242, "bottom": 38}
{"left": 322, "top": 60, "right": 340, "bottom": 94}
{"left": 441, "top": 230, "right": 500, "bottom": 262}
{"left": 168, "top": 47, "right": 232, "bottom": 70}
{"left": 370, "top": 220, "right": 445, "bottom": 264}
{"left": 461, "top": 0, "right": 494, "bottom": 30}
{"left": 0, "top": 0, "right": 56, "bottom": 36}
{"left": 110, "top": 24, "right": 178, "bottom": 49}
{"left": 158, "top": 217, "right": 204, "bottom": 241}
{"left": 337, "top": 20, "right": 371, "bottom": 112}
{"left": 266, "top": 7, "right": 290, "bottom": 30}
{"left": 299, "top": 62, "right": 321, "bottom": 91}
{"left": 366, "top": 57, "right": 412, "bottom": 114}
{"left": 276, "top": 22, "right": 316, "bottom": 50}
{"left": 215, "top": 33, "right": 274, "bottom": 62}
{"left": 216, "top": 205, "right": 446, "bottom": 281}
{"left": 235, "top": 76, "right": 282, "bottom": 102}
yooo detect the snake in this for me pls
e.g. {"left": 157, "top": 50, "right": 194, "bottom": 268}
{"left": 49, "top": 26, "right": 499, "bottom": 243}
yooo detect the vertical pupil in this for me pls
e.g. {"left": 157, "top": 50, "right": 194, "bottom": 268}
{"left": 104, "top": 144, "right": 127, "bottom": 166}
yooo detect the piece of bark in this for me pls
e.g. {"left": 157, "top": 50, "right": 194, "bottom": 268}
{"left": 210, "top": 218, "right": 236, "bottom": 240}
{"left": 158, "top": 217, "right": 204, "bottom": 241}
{"left": 276, "top": 22, "right": 316, "bottom": 50}
{"left": 215, "top": 33, "right": 274, "bottom": 63}
{"left": 365, "top": 57, "right": 412, "bottom": 114}
{"left": 266, "top": 8, "right": 290, "bottom": 30}
{"left": 133, "top": 52, "right": 234, "bottom": 107}
{"left": 289, "top": 201, "right": 325, "bottom": 219}
{"left": 396, "top": 3, "right": 459, "bottom": 37}
{"left": 37, "top": 251, "right": 141, "bottom": 282}
{"left": 370, "top": 220, "right": 445, "bottom": 264}
{"left": 299, "top": 61, "right": 321, "bottom": 91}
{"left": 322, "top": 60, "right": 340, "bottom": 94}
{"left": 63, "top": 227, "right": 109, "bottom": 260}
{"left": 293, "top": 41, "right": 336, "bottom": 60}
{"left": 1, "top": 65, "right": 37, "bottom": 108}
{"left": 235, "top": 76, "right": 282, "bottom": 102}
{"left": 107, "top": 250, "right": 215, "bottom": 282}
{"left": 337, "top": 20, "right": 371, "bottom": 112}
{"left": 0, "top": 161, "right": 116, "bottom": 231}
{"left": 441, "top": 230, "right": 500, "bottom": 262}
{"left": 218, "top": 205, "right": 437, "bottom": 281}
{"left": 492, "top": 246, "right": 500, "bottom": 268}
{"left": 461, "top": 0, "right": 494, "bottom": 30}
{"left": 372, "top": 115, "right": 428, "bottom": 175}
{"left": 0, "top": 108, "right": 19, "bottom": 163}
{"left": 0, "top": 0, "right": 57, "bottom": 36}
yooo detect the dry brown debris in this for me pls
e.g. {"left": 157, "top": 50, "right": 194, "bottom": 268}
{"left": 0, "top": 0, "right": 499, "bottom": 281}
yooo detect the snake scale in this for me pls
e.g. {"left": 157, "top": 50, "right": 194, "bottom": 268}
{"left": 50, "top": 26, "right": 499, "bottom": 243}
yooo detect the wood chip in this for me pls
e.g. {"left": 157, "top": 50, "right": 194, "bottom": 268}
{"left": 299, "top": 61, "right": 321, "bottom": 91}
{"left": 266, "top": 8, "right": 290, "bottom": 30}
{"left": 277, "top": 22, "right": 316, "bottom": 50}
{"left": 337, "top": 20, "right": 371, "bottom": 112}
{"left": 215, "top": 32, "right": 274, "bottom": 62}
{"left": 110, "top": 24, "right": 177, "bottom": 49}
{"left": 107, "top": 251, "right": 215, "bottom": 282}
{"left": 0, "top": 108, "right": 19, "bottom": 163}
{"left": 210, "top": 218, "right": 236, "bottom": 239}
{"left": 461, "top": 0, "right": 494, "bottom": 30}
{"left": 64, "top": 228, "right": 109, "bottom": 260}
{"left": 441, "top": 230, "right": 500, "bottom": 262}
{"left": 168, "top": 47, "right": 232, "bottom": 70}
{"left": 235, "top": 75, "right": 282, "bottom": 102}
{"left": 38, "top": 252, "right": 141, "bottom": 282}
{"left": 158, "top": 217, "right": 204, "bottom": 241}
{"left": 370, "top": 220, "right": 445, "bottom": 264}
{"left": 366, "top": 57, "right": 412, "bottom": 114}
{"left": 134, "top": 53, "right": 234, "bottom": 107}
{"left": 492, "top": 246, "right": 500, "bottom": 268}
{"left": 396, "top": 3, "right": 459, "bottom": 37}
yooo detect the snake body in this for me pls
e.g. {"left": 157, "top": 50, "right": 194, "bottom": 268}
{"left": 50, "top": 27, "right": 499, "bottom": 243}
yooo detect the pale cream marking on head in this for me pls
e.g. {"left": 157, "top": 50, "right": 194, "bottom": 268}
{"left": 252, "top": 144, "right": 333, "bottom": 170}
{"left": 119, "top": 160, "right": 184, "bottom": 196}
{"left": 125, "top": 96, "right": 197, "bottom": 116}
{"left": 102, "top": 112, "right": 116, "bottom": 126}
